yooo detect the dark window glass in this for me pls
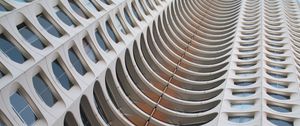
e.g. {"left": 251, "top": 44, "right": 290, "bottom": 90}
{"left": 115, "top": 15, "right": 126, "bottom": 34}
{"left": 106, "top": 21, "right": 118, "bottom": 42}
{"left": 145, "top": 0, "right": 154, "bottom": 10}
{"left": 68, "top": 48, "right": 87, "bottom": 75}
{"left": 37, "top": 14, "right": 62, "bottom": 37}
{"left": 64, "top": 112, "right": 78, "bottom": 126}
{"left": 233, "top": 92, "right": 254, "bottom": 97}
{"left": 132, "top": 4, "right": 142, "bottom": 21}
{"left": 268, "top": 104, "right": 291, "bottom": 113}
{"left": 14, "top": 0, "right": 32, "bottom": 3}
{"left": 124, "top": 9, "right": 134, "bottom": 27}
{"left": 83, "top": 38, "right": 98, "bottom": 63}
{"left": 0, "top": 118, "right": 5, "bottom": 126}
{"left": 10, "top": 91, "right": 37, "bottom": 125}
{"left": 0, "top": 34, "right": 27, "bottom": 63}
{"left": 95, "top": 30, "right": 108, "bottom": 51}
{"left": 100, "top": 0, "right": 110, "bottom": 5}
{"left": 268, "top": 72, "right": 287, "bottom": 79}
{"left": 106, "top": 80, "right": 118, "bottom": 108}
{"left": 234, "top": 81, "right": 255, "bottom": 86}
{"left": 83, "top": 0, "right": 99, "bottom": 11}
{"left": 137, "top": 0, "right": 147, "bottom": 15}
{"left": 0, "top": 4, "right": 8, "bottom": 11}
{"left": 269, "top": 82, "right": 287, "bottom": 89}
{"left": 268, "top": 118, "right": 293, "bottom": 126}
{"left": 68, "top": 0, "right": 88, "bottom": 19}
{"left": 32, "top": 73, "right": 57, "bottom": 107}
{"left": 229, "top": 116, "right": 253, "bottom": 123}
{"left": 93, "top": 92, "right": 109, "bottom": 124}
{"left": 80, "top": 105, "right": 91, "bottom": 126}
{"left": 268, "top": 93, "right": 290, "bottom": 100}
{"left": 54, "top": 6, "right": 76, "bottom": 27}
{"left": 17, "top": 23, "right": 46, "bottom": 49}
{"left": 52, "top": 60, "right": 74, "bottom": 90}
{"left": 0, "top": 70, "right": 5, "bottom": 79}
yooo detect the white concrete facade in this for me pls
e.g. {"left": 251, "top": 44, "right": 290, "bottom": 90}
{"left": 0, "top": 0, "right": 300, "bottom": 126}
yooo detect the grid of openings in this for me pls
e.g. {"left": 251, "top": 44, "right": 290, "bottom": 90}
{"left": 10, "top": 91, "right": 37, "bottom": 125}
{"left": 32, "top": 73, "right": 57, "bottom": 107}
{"left": 0, "top": 0, "right": 299, "bottom": 126}
{"left": 225, "top": 0, "right": 261, "bottom": 124}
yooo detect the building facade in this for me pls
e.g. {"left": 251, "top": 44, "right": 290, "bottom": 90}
{"left": 0, "top": 0, "right": 300, "bottom": 126}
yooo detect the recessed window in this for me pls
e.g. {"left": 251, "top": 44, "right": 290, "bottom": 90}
{"left": 268, "top": 117, "right": 293, "bottom": 126}
{"left": 145, "top": 0, "right": 154, "bottom": 10}
{"left": 0, "top": 34, "right": 27, "bottom": 64}
{"left": 132, "top": 3, "right": 142, "bottom": 21}
{"left": 80, "top": 104, "right": 91, "bottom": 126}
{"left": 0, "top": 70, "right": 4, "bottom": 79}
{"left": 0, "top": 3, "right": 11, "bottom": 12}
{"left": 267, "top": 72, "right": 287, "bottom": 79}
{"left": 234, "top": 81, "right": 255, "bottom": 86}
{"left": 231, "top": 103, "right": 253, "bottom": 110}
{"left": 68, "top": 48, "right": 87, "bottom": 75}
{"left": 52, "top": 60, "right": 74, "bottom": 90}
{"left": 64, "top": 112, "right": 78, "bottom": 126}
{"left": 93, "top": 91, "right": 109, "bottom": 124}
{"left": 267, "top": 56, "right": 285, "bottom": 62}
{"left": 83, "top": 38, "right": 99, "bottom": 63}
{"left": 32, "top": 73, "right": 57, "bottom": 107}
{"left": 229, "top": 116, "right": 253, "bottom": 123}
{"left": 37, "top": 14, "right": 62, "bottom": 37}
{"left": 106, "top": 21, "right": 119, "bottom": 42}
{"left": 0, "top": 119, "right": 4, "bottom": 126}
{"left": 10, "top": 91, "right": 37, "bottom": 125}
{"left": 114, "top": 15, "right": 127, "bottom": 34}
{"left": 14, "top": 0, "right": 32, "bottom": 3}
{"left": 268, "top": 93, "right": 290, "bottom": 100}
{"left": 268, "top": 63, "right": 285, "bottom": 70}
{"left": 100, "top": 0, "right": 110, "bottom": 5}
{"left": 54, "top": 6, "right": 76, "bottom": 27}
{"left": 268, "top": 104, "right": 291, "bottom": 113}
{"left": 268, "top": 82, "right": 288, "bottom": 89}
{"left": 83, "top": 0, "right": 100, "bottom": 11}
{"left": 233, "top": 92, "right": 254, "bottom": 97}
{"left": 68, "top": 0, "right": 89, "bottom": 19}
{"left": 137, "top": 0, "right": 148, "bottom": 15}
{"left": 17, "top": 23, "right": 46, "bottom": 49}
{"left": 124, "top": 9, "right": 134, "bottom": 27}
{"left": 237, "top": 63, "right": 256, "bottom": 68}
{"left": 95, "top": 29, "right": 109, "bottom": 51}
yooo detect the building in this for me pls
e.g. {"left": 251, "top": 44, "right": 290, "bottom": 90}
{"left": 0, "top": 0, "right": 300, "bottom": 125}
